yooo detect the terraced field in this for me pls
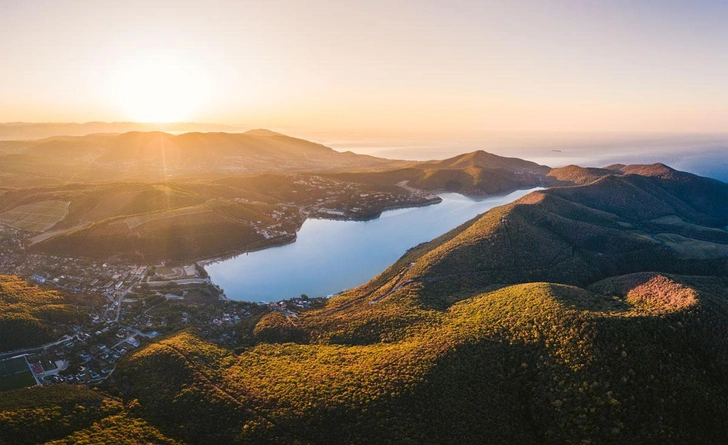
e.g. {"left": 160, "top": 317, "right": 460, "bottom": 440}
{"left": 110, "top": 203, "right": 214, "bottom": 230}
{"left": 0, "top": 200, "right": 68, "bottom": 231}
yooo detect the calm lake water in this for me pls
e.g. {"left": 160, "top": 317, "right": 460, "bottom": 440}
{"left": 207, "top": 188, "right": 541, "bottom": 302}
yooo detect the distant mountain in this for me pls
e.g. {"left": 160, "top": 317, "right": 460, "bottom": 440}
{"left": 546, "top": 164, "right": 615, "bottom": 185}
{"left": 0, "top": 130, "right": 402, "bottom": 184}
{"left": 546, "top": 162, "right": 695, "bottom": 186}
{"left": 0, "top": 122, "right": 242, "bottom": 140}
{"left": 419, "top": 149, "right": 547, "bottom": 171}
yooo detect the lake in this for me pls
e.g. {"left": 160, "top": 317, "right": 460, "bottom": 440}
{"left": 206, "top": 188, "right": 541, "bottom": 302}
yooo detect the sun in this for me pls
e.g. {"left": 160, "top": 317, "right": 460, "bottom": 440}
{"left": 113, "top": 61, "right": 204, "bottom": 123}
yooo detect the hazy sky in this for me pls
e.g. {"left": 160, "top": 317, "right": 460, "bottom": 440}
{"left": 1, "top": 0, "right": 727, "bottom": 135}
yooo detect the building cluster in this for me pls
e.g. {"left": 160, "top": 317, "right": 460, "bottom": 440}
{"left": 4, "top": 253, "right": 146, "bottom": 297}
{"left": 20, "top": 323, "right": 157, "bottom": 387}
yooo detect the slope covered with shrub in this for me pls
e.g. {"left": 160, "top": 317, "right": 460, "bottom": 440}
{"left": 113, "top": 273, "right": 728, "bottom": 444}
{"left": 0, "top": 385, "right": 178, "bottom": 445}
{"left": 0, "top": 275, "right": 84, "bottom": 351}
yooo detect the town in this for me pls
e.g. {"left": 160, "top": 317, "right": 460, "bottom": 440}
{"left": 0, "top": 221, "right": 327, "bottom": 392}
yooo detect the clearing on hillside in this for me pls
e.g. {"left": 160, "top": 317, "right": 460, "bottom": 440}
{"left": 0, "top": 356, "right": 36, "bottom": 391}
{"left": 109, "top": 203, "right": 213, "bottom": 230}
{"left": 0, "top": 200, "right": 69, "bottom": 232}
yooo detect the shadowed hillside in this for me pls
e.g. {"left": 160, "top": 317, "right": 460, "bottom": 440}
{"left": 1, "top": 172, "right": 437, "bottom": 262}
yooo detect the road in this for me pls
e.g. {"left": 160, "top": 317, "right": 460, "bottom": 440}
{"left": 114, "top": 267, "right": 148, "bottom": 321}
{"left": 0, "top": 334, "right": 75, "bottom": 360}
{"left": 145, "top": 278, "right": 210, "bottom": 286}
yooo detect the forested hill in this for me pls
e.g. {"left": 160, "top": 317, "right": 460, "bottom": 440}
{"left": 379, "top": 163, "right": 728, "bottom": 308}
{"left": 0, "top": 275, "right": 86, "bottom": 351}
{"left": 1, "top": 165, "right": 727, "bottom": 444}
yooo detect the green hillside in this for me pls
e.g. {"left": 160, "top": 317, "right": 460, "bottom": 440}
{"left": 112, "top": 273, "right": 728, "bottom": 444}
{"left": 0, "top": 385, "right": 179, "bottom": 445}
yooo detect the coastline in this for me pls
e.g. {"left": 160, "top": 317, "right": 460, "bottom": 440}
{"left": 310, "top": 196, "right": 443, "bottom": 222}
{"left": 197, "top": 233, "right": 297, "bottom": 267}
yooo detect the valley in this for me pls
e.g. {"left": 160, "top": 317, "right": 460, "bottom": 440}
{"left": 0, "top": 130, "right": 726, "bottom": 445}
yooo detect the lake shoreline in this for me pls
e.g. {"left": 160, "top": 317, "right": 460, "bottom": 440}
{"left": 198, "top": 194, "right": 445, "bottom": 267}
{"left": 199, "top": 187, "right": 536, "bottom": 268}
{"left": 207, "top": 187, "right": 542, "bottom": 302}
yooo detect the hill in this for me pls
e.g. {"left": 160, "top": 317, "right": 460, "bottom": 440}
{"left": 0, "top": 385, "right": 179, "bottom": 445}
{"left": 0, "top": 130, "right": 403, "bottom": 185}
{"left": 109, "top": 273, "right": 728, "bottom": 444}
{"left": 0, "top": 275, "right": 87, "bottom": 351}
{"left": 1, "top": 174, "right": 435, "bottom": 262}
{"left": 546, "top": 165, "right": 615, "bottom": 185}
{"left": 328, "top": 149, "right": 550, "bottom": 196}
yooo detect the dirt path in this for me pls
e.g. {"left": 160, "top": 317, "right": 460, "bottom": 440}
{"left": 28, "top": 221, "right": 92, "bottom": 245}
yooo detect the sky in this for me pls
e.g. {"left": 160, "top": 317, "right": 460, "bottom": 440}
{"left": 1, "top": 0, "right": 727, "bottom": 136}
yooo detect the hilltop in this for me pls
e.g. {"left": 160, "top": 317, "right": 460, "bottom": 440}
{"left": 327, "top": 149, "right": 550, "bottom": 195}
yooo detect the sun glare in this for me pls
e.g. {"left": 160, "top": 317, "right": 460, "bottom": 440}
{"left": 113, "top": 61, "right": 204, "bottom": 123}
